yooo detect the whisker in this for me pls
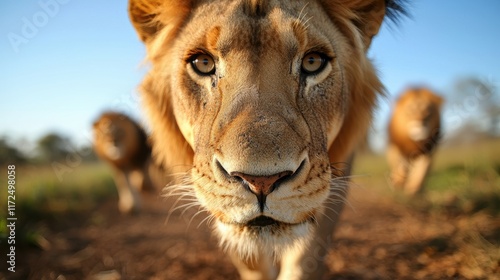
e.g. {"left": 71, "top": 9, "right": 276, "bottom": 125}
{"left": 169, "top": 200, "right": 199, "bottom": 214}
{"left": 187, "top": 208, "right": 210, "bottom": 229}
{"left": 317, "top": 208, "right": 335, "bottom": 223}
{"left": 298, "top": 2, "right": 309, "bottom": 22}
{"left": 180, "top": 202, "right": 202, "bottom": 216}
{"left": 162, "top": 173, "right": 200, "bottom": 224}
{"left": 166, "top": 189, "right": 194, "bottom": 209}
{"left": 197, "top": 212, "right": 215, "bottom": 229}
{"left": 297, "top": 3, "right": 311, "bottom": 29}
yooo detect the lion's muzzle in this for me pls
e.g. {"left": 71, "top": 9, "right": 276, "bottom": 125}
{"left": 215, "top": 158, "right": 305, "bottom": 213}
{"left": 209, "top": 97, "right": 312, "bottom": 218}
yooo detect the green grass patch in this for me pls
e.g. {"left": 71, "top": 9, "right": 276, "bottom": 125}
{"left": 0, "top": 163, "right": 115, "bottom": 217}
{"left": 0, "top": 162, "right": 116, "bottom": 247}
{"left": 425, "top": 160, "right": 500, "bottom": 215}
{"left": 353, "top": 139, "right": 500, "bottom": 215}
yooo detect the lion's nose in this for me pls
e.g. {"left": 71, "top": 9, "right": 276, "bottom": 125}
{"left": 229, "top": 170, "right": 295, "bottom": 212}
{"left": 214, "top": 157, "right": 304, "bottom": 211}
{"left": 230, "top": 171, "right": 293, "bottom": 197}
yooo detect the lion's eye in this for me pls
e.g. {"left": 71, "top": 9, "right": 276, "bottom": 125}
{"left": 301, "top": 52, "right": 327, "bottom": 75}
{"left": 190, "top": 54, "right": 216, "bottom": 75}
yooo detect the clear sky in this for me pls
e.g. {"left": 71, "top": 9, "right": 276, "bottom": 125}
{"left": 1, "top": 1, "right": 499, "bottom": 151}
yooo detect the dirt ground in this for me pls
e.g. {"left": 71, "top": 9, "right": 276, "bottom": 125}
{"left": 2, "top": 185, "right": 500, "bottom": 280}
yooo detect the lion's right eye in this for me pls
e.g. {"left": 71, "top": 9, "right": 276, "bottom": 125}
{"left": 190, "top": 54, "right": 216, "bottom": 76}
{"left": 301, "top": 52, "right": 328, "bottom": 75}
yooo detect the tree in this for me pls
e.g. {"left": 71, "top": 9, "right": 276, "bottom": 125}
{"left": 0, "top": 137, "right": 26, "bottom": 165}
{"left": 36, "top": 132, "right": 73, "bottom": 163}
{"left": 452, "top": 77, "right": 499, "bottom": 136}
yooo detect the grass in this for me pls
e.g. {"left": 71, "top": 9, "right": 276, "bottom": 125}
{"left": 352, "top": 139, "right": 500, "bottom": 277}
{"left": 353, "top": 138, "right": 500, "bottom": 215}
{"left": 0, "top": 162, "right": 116, "bottom": 247}
{"left": 425, "top": 140, "right": 500, "bottom": 214}
{"left": 0, "top": 162, "right": 115, "bottom": 216}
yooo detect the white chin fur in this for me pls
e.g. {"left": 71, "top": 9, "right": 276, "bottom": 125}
{"left": 105, "top": 144, "right": 122, "bottom": 160}
{"left": 215, "top": 220, "right": 313, "bottom": 261}
{"left": 408, "top": 121, "right": 429, "bottom": 142}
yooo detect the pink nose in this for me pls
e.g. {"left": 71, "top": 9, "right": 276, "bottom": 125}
{"left": 230, "top": 171, "right": 293, "bottom": 196}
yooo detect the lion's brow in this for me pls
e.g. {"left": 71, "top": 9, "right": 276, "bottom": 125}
{"left": 242, "top": 0, "right": 269, "bottom": 18}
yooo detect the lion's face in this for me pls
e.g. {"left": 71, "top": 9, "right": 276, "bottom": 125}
{"left": 130, "top": 0, "right": 389, "bottom": 257}
{"left": 397, "top": 88, "right": 442, "bottom": 142}
{"left": 389, "top": 88, "right": 443, "bottom": 157}
{"left": 172, "top": 1, "right": 348, "bottom": 253}
{"left": 94, "top": 116, "right": 126, "bottom": 161}
{"left": 93, "top": 112, "right": 141, "bottom": 166}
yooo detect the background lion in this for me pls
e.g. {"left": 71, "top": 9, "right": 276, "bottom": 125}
{"left": 387, "top": 87, "right": 444, "bottom": 195}
{"left": 92, "top": 111, "right": 154, "bottom": 214}
{"left": 129, "top": 0, "right": 407, "bottom": 279}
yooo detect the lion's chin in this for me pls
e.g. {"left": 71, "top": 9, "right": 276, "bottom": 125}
{"left": 215, "top": 216, "right": 315, "bottom": 260}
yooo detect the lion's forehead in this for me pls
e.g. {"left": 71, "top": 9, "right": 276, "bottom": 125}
{"left": 403, "top": 96, "right": 435, "bottom": 110}
{"left": 185, "top": 0, "right": 329, "bottom": 60}
{"left": 220, "top": 8, "right": 295, "bottom": 55}
{"left": 178, "top": 0, "right": 340, "bottom": 100}
{"left": 94, "top": 118, "right": 132, "bottom": 141}
{"left": 397, "top": 91, "right": 442, "bottom": 122}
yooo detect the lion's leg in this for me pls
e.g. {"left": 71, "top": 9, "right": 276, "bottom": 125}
{"left": 139, "top": 157, "right": 156, "bottom": 192}
{"left": 229, "top": 250, "right": 278, "bottom": 280}
{"left": 129, "top": 165, "right": 155, "bottom": 194}
{"left": 129, "top": 168, "right": 144, "bottom": 191}
{"left": 404, "top": 155, "right": 432, "bottom": 195}
{"left": 277, "top": 187, "right": 347, "bottom": 280}
{"left": 114, "top": 169, "right": 142, "bottom": 214}
{"left": 278, "top": 158, "right": 352, "bottom": 280}
{"left": 387, "top": 144, "right": 408, "bottom": 190}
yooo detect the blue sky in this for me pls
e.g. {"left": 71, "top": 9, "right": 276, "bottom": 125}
{"left": 1, "top": 1, "right": 499, "bottom": 152}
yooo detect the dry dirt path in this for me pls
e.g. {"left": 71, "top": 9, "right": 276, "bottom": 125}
{"left": 3, "top": 186, "right": 499, "bottom": 280}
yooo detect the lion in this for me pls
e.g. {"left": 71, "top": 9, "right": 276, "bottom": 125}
{"left": 92, "top": 111, "right": 154, "bottom": 214}
{"left": 128, "top": 0, "right": 407, "bottom": 278}
{"left": 387, "top": 87, "right": 444, "bottom": 195}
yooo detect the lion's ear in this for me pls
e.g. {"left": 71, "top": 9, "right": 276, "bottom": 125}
{"left": 350, "top": 0, "right": 387, "bottom": 48}
{"left": 320, "top": 0, "right": 408, "bottom": 49}
{"left": 129, "top": 0, "right": 192, "bottom": 43}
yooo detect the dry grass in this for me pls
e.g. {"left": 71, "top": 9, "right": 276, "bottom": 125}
{"left": 348, "top": 139, "right": 500, "bottom": 279}
{"left": 0, "top": 162, "right": 115, "bottom": 248}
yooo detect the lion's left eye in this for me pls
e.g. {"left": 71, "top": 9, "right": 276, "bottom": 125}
{"left": 190, "top": 54, "right": 216, "bottom": 76}
{"left": 301, "top": 52, "right": 328, "bottom": 75}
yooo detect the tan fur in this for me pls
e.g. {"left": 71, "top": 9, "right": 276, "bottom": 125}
{"left": 92, "top": 111, "right": 154, "bottom": 213}
{"left": 129, "top": 0, "right": 406, "bottom": 278}
{"left": 387, "top": 87, "right": 444, "bottom": 195}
